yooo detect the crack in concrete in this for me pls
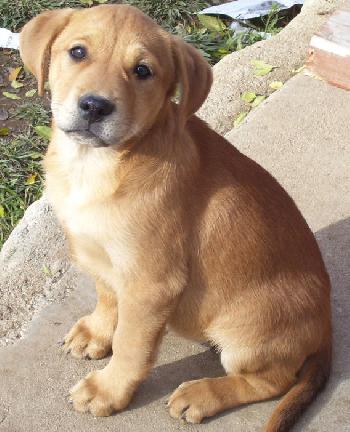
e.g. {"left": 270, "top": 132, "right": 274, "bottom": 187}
{"left": 0, "top": 405, "right": 9, "bottom": 425}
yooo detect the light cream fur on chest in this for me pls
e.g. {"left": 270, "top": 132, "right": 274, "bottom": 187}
{"left": 46, "top": 133, "right": 136, "bottom": 290}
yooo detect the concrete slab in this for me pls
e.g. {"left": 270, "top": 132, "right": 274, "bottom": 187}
{"left": 225, "top": 73, "right": 350, "bottom": 231}
{"left": 0, "top": 73, "right": 349, "bottom": 431}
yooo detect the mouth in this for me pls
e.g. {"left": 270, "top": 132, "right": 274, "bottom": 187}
{"left": 64, "top": 128, "right": 109, "bottom": 148}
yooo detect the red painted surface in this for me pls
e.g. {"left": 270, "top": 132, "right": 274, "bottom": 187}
{"left": 307, "top": 1, "right": 350, "bottom": 90}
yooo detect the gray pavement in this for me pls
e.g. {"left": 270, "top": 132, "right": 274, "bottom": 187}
{"left": 0, "top": 74, "right": 349, "bottom": 431}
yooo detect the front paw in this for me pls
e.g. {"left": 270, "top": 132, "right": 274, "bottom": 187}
{"left": 70, "top": 369, "right": 129, "bottom": 416}
{"left": 64, "top": 315, "right": 114, "bottom": 360}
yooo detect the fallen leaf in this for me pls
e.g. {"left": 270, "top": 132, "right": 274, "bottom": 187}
{"left": 269, "top": 81, "right": 283, "bottom": 90}
{"left": 234, "top": 112, "right": 248, "bottom": 128}
{"left": 0, "top": 205, "right": 4, "bottom": 218}
{"left": 79, "top": 0, "right": 93, "bottom": 4}
{"left": 251, "top": 59, "right": 276, "bottom": 77}
{"left": 0, "top": 127, "right": 9, "bottom": 136}
{"left": 292, "top": 65, "right": 305, "bottom": 74}
{"left": 251, "top": 95, "right": 266, "bottom": 108}
{"left": 25, "top": 89, "right": 37, "bottom": 97}
{"left": 35, "top": 125, "right": 52, "bottom": 140}
{"left": 30, "top": 152, "right": 42, "bottom": 159}
{"left": 8, "top": 66, "right": 22, "bottom": 82}
{"left": 241, "top": 91, "right": 256, "bottom": 103}
{"left": 42, "top": 264, "right": 52, "bottom": 277}
{"left": 254, "top": 66, "right": 273, "bottom": 77}
{"left": 198, "top": 14, "right": 226, "bottom": 32}
{"left": 0, "top": 109, "right": 9, "bottom": 121}
{"left": 25, "top": 173, "right": 37, "bottom": 185}
{"left": 11, "top": 80, "right": 24, "bottom": 89}
{"left": 44, "top": 81, "right": 50, "bottom": 90}
{"left": 2, "top": 91, "right": 21, "bottom": 100}
{"left": 251, "top": 60, "right": 265, "bottom": 67}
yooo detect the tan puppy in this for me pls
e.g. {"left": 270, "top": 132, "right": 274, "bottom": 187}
{"left": 20, "top": 5, "right": 331, "bottom": 431}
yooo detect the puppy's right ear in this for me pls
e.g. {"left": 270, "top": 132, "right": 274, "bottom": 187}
{"left": 20, "top": 9, "right": 74, "bottom": 96}
{"left": 171, "top": 36, "right": 213, "bottom": 127}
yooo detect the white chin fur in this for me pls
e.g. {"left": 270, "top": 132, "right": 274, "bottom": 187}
{"left": 51, "top": 99, "right": 129, "bottom": 146}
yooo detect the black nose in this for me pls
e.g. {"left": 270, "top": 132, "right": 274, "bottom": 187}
{"left": 78, "top": 94, "right": 115, "bottom": 123}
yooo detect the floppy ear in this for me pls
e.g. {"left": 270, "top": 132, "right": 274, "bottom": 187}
{"left": 20, "top": 9, "right": 74, "bottom": 96}
{"left": 171, "top": 36, "right": 213, "bottom": 125}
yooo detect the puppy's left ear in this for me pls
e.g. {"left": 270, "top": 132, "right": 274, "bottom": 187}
{"left": 171, "top": 36, "right": 213, "bottom": 126}
{"left": 20, "top": 9, "right": 74, "bottom": 96}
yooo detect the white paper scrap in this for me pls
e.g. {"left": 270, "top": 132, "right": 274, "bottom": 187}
{"left": 200, "top": 0, "right": 304, "bottom": 20}
{"left": 0, "top": 28, "right": 20, "bottom": 50}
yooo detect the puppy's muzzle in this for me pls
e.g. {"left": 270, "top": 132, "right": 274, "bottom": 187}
{"left": 78, "top": 94, "right": 115, "bottom": 123}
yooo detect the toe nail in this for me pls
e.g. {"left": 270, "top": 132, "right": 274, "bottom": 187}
{"left": 180, "top": 406, "right": 189, "bottom": 420}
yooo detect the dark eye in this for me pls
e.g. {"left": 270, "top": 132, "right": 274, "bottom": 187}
{"left": 69, "top": 46, "right": 86, "bottom": 60}
{"left": 133, "top": 64, "right": 152, "bottom": 79}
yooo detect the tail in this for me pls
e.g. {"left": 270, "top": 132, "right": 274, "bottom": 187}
{"left": 265, "top": 346, "right": 332, "bottom": 432}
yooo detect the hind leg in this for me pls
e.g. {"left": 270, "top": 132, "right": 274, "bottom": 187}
{"left": 167, "top": 347, "right": 297, "bottom": 424}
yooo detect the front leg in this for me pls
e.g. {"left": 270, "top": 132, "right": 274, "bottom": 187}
{"left": 70, "top": 286, "right": 175, "bottom": 416}
{"left": 64, "top": 280, "right": 117, "bottom": 359}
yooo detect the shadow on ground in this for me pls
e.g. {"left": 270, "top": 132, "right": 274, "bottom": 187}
{"left": 294, "top": 217, "right": 350, "bottom": 430}
{"left": 132, "top": 349, "right": 223, "bottom": 409}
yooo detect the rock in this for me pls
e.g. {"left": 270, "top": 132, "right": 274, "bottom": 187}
{"left": 0, "top": 197, "right": 78, "bottom": 345}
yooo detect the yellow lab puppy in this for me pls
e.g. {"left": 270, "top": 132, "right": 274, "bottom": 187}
{"left": 20, "top": 5, "right": 331, "bottom": 431}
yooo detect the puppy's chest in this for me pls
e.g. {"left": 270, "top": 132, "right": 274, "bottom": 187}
{"left": 53, "top": 167, "right": 115, "bottom": 235}
{"left": 47, "top": 150, "right": 135, "bottom": 276}
{"left": 63, "top": 190, "right": 135, "bottom": 280}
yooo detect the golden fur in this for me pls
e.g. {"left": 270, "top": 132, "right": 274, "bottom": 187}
{"left": 20, "top": 5, "right": 332, "bottom": 431}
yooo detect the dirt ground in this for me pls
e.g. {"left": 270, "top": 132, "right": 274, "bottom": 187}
{"left": 0, "top": 48, "right": 51, "bottom": 247}
{"left": 0, "top": 49, "right": 49, "bottom": 132}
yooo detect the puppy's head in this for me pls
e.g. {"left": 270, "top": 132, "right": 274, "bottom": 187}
{"left": 20, "top": 5, "right": 212, "bottom": 148}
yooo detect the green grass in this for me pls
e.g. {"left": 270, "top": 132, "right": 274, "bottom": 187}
{"left": 0, "top": 0, "right": 86, "bottom": 31}
{"left": 0, "top": 102, "right": 50, "bottom": 248}
{"left": 124, "top": 0, "right": 208, "bottom": 29}
{"left": 0, "top": 0, "right": 206, "bottom": 31}
{"left": 15, "top": 101, "right": 51, "bottom": 125}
